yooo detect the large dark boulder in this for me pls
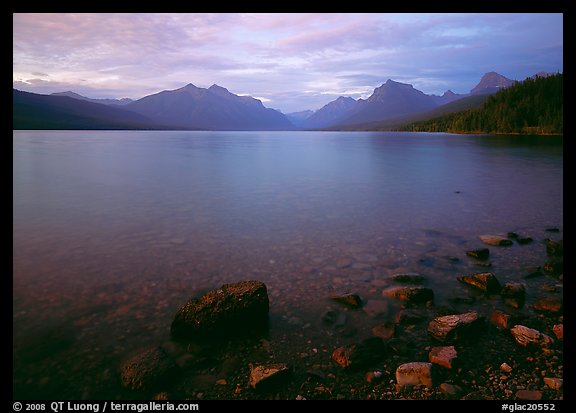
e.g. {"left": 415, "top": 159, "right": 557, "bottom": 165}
{"left": 171, "top": 280, "right": 269, "bottom": 340}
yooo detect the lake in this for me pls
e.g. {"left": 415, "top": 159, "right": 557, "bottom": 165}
{"left": 13, "top": 130, "right": 563, "bottom": 399}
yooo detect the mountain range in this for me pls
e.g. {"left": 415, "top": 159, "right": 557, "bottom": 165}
{"left": 299, "top": 72, "right": 519, "bottom": 130}
{"left": 13, "top": 71, "right": 552, "bottom": 131}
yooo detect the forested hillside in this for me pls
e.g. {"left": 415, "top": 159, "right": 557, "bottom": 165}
{"left": 400, "top": 73, "right": 562, "bottom": 134}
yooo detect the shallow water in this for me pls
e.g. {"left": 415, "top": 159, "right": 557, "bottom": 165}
{"left": 13, "top": 130, "right": 563, "bottom": 399}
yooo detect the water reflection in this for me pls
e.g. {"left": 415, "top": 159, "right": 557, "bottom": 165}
{"left": 13, "top": 131, "right": 562, "bottom": 398}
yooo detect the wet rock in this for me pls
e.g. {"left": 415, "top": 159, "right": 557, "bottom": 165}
{"left": 383, "top": 286, "right": 434, "bottom": 303}
{"left": 507, "top": 232, "right": 519, "bottom": 239}
{"left": 428, "top": 311, "right": 481, "bottom": 342}
{"left": 391, "top": 273, "right": 426, "bottom": 284}
{"left": 515, "top": 390, "right": 543, "bottom": 400}
{"left": 516, "top": 237, "right": 533, "bottom": 245}
{"left": 120, "top": 347, "right": 180, "bottom": 391}
{"left": 171, "top": 280, "right": 269, "bottom": 340}
{"left": 543, "top": 377, "right": 563, "bottom": 391}
{"left": 500, "top": 282, "right": 526, "bottom": 309}
{"left": 552, "top": 324, "right": 563, "bottom": 340}
{"left": 439, "top": 383, "right": 463, "bottom": 398}
{"left": 457, "top": 272, "right": 502, "bottom": 294}
{"left": 321, "top": 310, "right": 347, "bottom": 329}
{"left": 363, "top": 300, "right": 390, "bottom": 318}
{"left": 396, "top": 362, "right": 434, "bottom": 388}
{"left": 395, "top": 309, "right": 426, "bottom": 325}
{"left": 479, "top": 235, "right": 513, "bottom": 247}
{"left": 489, "top": 310, "right": 512, "bottom": 330}
{"left": 510, "top": 325, "right": 554, "bottom": 348}
{"left": 329, "top": 293, "right": 363, "bottom": 309}
{"left": 544, "top": 239, "right": 563, "bottom": 257}
{"left": 533, "top": 296, "right": 563, "bottom": 315}
{"left": 429, "top": 346, "right": 458, "bottom": 369}
{"left": 466, "top": 248, "right": 490, "bottom": 260}
{"left": 371, "top": 321, "right": 396, "bottom": 340}
{"left": 331, "top": 338, "right": 386, "bottom": 370}
{"left": 249, "top": 363, "right": 291, "bottom": 391}
{"left": 545, "top": 227, "right": 560, "bottom": 233}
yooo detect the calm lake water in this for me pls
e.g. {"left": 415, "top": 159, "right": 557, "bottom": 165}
{"left": 13, "top": 130, "right": 563, "bottom": 399}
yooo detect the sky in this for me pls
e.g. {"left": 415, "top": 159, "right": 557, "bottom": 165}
{"left": 13, "top": 13, "right": 563, "bottom": 113}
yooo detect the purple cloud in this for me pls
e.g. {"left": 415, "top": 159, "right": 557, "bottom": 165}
{"left": 13, "top": 13, "right": 563, "bottom": 113}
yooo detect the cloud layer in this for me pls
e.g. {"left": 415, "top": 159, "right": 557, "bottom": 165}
{"left": 13, "top": 13, "right": 563, "bottom": 113}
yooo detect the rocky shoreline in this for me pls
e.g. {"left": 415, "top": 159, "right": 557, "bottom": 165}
{"left": 117, "top": 232, "right": 563, "bottom": 401}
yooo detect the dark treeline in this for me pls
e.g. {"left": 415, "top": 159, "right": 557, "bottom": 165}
{"left": 400, "top": 73, "right": 563, "bottom": 134}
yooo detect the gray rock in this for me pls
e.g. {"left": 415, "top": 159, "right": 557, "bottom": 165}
{"left": 396, "top": 362, "right": 434, "bottom": 388}
{"left": 510, "top": 325, "right": 554, "bottom": 348}
{"left": 171, "top": 280, "right": 269, "bottom": 340}
{"left": 249, "top": 363, "right": 291, "bottom": 391}
{"left": 383, "top": 286, "right": 434, "bottom": 303}
{"left": 479, "top": 235, "right": 513, "bottom": 247}
{"left": 428, "top": 311, "right": 481, "bottom": 342}
{"left": 457, "top": 272, "right": 502, "bottom": 294}
{"left": 120, "top": 347, "right": 179, "bottom": 391}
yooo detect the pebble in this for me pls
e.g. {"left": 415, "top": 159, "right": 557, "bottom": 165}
{"left": 500, "top": 363, "right": 513, "bottom": 373}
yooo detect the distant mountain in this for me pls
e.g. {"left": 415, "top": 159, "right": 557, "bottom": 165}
{"left": 331, "top": 94, "right": 490, "bottom": 131}
{"left": 13, "top": 89, "right": 158, "bottom": 130}
{"left": 470, "top": 72, "right": 516, "bottom": 95}
{"left": 286, "top": 110, "right": 315, "bottom": 127}
{"left": 431, "top": 90, "right": 466, "bottom": 106}
{"left": 401, "top": 73, "right": 563, "bottom": 135}
{"left": 51, "top": 91, "right": 133, "bottom": 105}
{"left": 303, "top": 97, "right": 360, "bottom": 129}
{"left": 126, "top": 83, "right": 294, "bottom": 130}
{"left": 333, "top": 80, "right": 440, "bottom": 127}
